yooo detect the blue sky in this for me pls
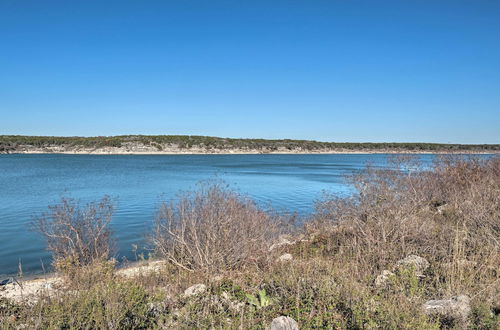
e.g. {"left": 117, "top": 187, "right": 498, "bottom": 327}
{"left": 1, "top": 1, "right": 499, "bottom": 143}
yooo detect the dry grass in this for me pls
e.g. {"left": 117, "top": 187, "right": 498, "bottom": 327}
{"left": 308, "top": 155, "right": 499, "bottom": 309}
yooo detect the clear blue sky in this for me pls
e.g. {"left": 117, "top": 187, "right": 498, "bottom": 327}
{"left": 1, "top": 0, "right": 499, "bottom": 143}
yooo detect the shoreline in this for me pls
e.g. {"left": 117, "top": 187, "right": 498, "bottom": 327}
{"left": 3, "top": 150, "right": 499, "bottom": 155}
{"left": 0, "top": 259, "right": 167, "bottom": 302}
{"left": 2, "top": 136, "right": 498, "bottom": 155}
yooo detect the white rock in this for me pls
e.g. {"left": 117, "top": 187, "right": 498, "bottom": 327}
{"left": 183, "top": 283, "right": 207, "bottom": 297}
{"left": 395, "top": 255, "right": 429, "bottom": 276}
{"left": 116, "top": 260, "right": 166, "bottom": 278}
{"left": 269, "top": 316, "right": 299, "bottom": 330}
{"left": 0, "top": 277, "right": 62, "bottom": 303}
{"left": 276, "top": 253, "right": 293, "bottom": 262}
{"left": 423, "top": 295, "right": 471, "bottom": 326}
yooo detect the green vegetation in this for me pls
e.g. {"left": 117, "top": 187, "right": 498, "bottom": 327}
{"left": 1, "top": 134, "right": 499, "bottom": 153}
{"left": 245, "top": 289, "right": 274, "bottom": 310}
{"left": 1, "top": 156, "right": 499, "bottom": 329}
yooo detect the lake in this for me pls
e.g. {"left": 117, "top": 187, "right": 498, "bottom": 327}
{"left": 0, "top": 153, "right": 440, "bottom": 276}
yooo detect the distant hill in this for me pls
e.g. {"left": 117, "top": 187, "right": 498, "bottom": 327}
{"left": 0, "top": 135, "right": 498, "bottom": 154}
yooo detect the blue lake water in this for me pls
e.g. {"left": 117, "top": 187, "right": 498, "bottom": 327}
{"left": 0, "top": 153, "right": 442, "bottom": 276}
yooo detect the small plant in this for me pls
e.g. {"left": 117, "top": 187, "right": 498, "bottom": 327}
{"left": 245, "top": 289, "right": 273, "bottom": 309}
{"left": 471, "top": 303, "right": 500, "bottom": 329}
{"left": 385, "top": 267, "right": 424, "bottom": 297}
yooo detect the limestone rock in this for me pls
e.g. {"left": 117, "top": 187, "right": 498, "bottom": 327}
{"left": 276, "top": 253, "right": 293, "bottom": 262}
{"left": 183, "top": 284, "right": 207, "bottom": 297}
{"left": 395, "top": 255, "right": 429, "bottom": 277}
{"left": 269, "top": 316, "right": 299, "bottom": 330}
{"left": 423, "top": 295, "right": 471, "bottom": 326}
{"left": 0, "top": 277, "right": 62, "bottom": 303}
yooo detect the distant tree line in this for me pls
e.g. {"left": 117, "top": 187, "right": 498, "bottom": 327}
{"left": 0, "top": 135, "right": 498, "bottom": 152}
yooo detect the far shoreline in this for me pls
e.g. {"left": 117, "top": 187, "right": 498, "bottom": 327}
{"left": 2, "top": 135, "right": 498, "bottom": 155}
{"left": 3, "top": 150, "right": 500, "bottom": 155}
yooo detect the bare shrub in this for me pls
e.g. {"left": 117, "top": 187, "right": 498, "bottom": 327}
{"left": 32, "top": 196, "right": 116, "bottom": 275}
{"left": 310, "top": 155, "right": 500, "bottom": 295}
{"left": 152, "top": 183, "right": 283, "bottom": 273}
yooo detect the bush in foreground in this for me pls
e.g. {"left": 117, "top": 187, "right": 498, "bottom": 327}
{"left": 151, "top": 183, "right": 284, "bottom": 273}
{"left": 32, "top": 196, "right": 116, "bottom": 280}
